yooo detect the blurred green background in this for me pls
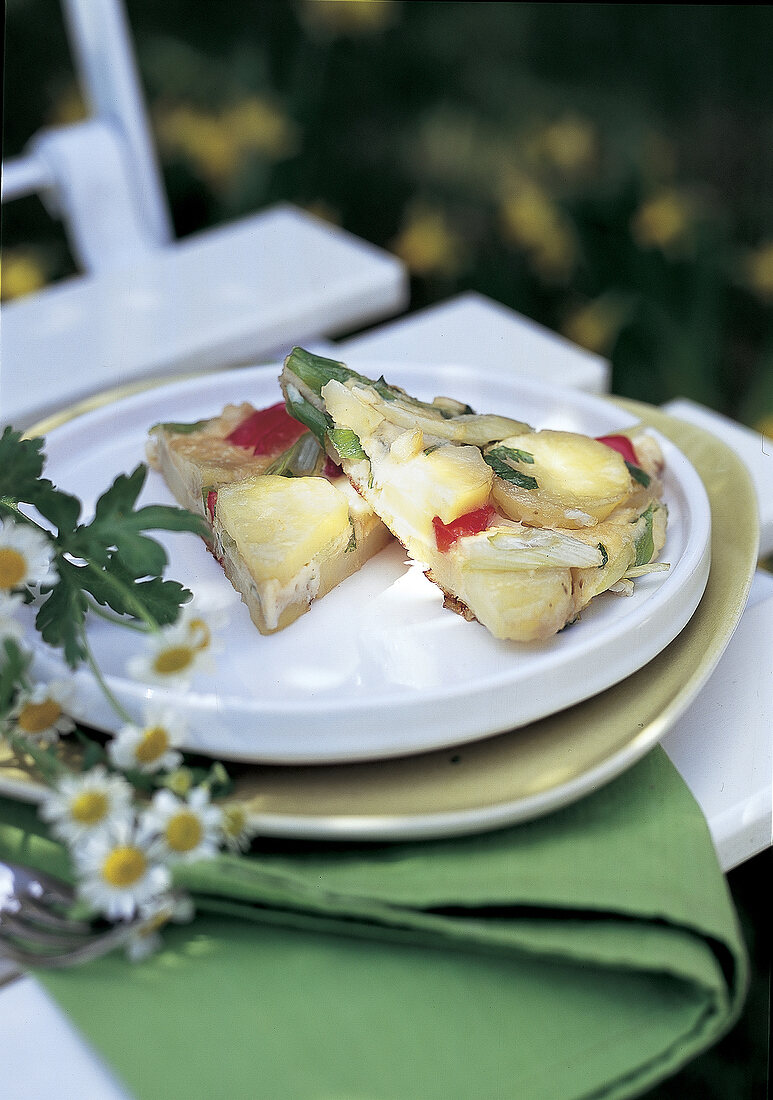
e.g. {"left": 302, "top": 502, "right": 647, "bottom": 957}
{"left": 2, "top": 6, "right": 771, "bottom": 1095}
{"left": 3, "top": 0, "right": 773, "bottom": 439}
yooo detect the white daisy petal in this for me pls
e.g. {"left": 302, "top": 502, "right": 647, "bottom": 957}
{"left": 126, "top": 613, "right": 217, "bottom": 688}
{"left": 0, "top": 518, "right": 57, "bottom": 591}
{"left": 142, "top": 785, "right": 223, "bottom": 864}
{"left": 0, "top": 591, "right": 26, "bottom": 643}
{"left": 74, "top": 819, "right": 171, "bottom": 922}
{"left": 39, "top": 765, "right": 134, "bottom": 847}
{"left": 107, "top": 706, "right": 186, "bottom": 775}
{"left": 220, "top": 801, "right": 259, "bottom": 853}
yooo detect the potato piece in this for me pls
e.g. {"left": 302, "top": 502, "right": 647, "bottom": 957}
{"left": 374, "top": 443, "right": 494, "bottom": 539}
{"left": 447, "top": 559, "right": 575, "bottom": 642}
{"left": 491, "top": 430, "right": 632, "bottom": 528}
{"left": 321, "top": 379, "right": 385, "bottom": 437}
{"left": 215, "top": 475, "right": 350, "bottom": 586}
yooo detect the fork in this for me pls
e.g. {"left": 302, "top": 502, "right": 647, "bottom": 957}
{"left": 0, "top": 860, "right": 149, "bottom": 969}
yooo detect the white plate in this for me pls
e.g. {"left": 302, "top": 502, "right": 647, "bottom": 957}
{"left": 20, "top": 361, "right": 711, "bottom": 764}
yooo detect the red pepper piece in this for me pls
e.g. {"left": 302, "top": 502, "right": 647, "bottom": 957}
{"left": 205, "top": 489, "right": 218, "bottom": 524}
{"left": 433, "top": 505, "right": 496, "bottom": 553}
{"left": 323, "top": 456, "right": 343, "bottom": 479}
{"left": 226, "top": 402, "right": 306, "bottom": 455}
{"left": 596, "top": 434, "right": 638, "bottom": 466}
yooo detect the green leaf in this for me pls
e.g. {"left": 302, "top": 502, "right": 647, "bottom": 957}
{"left": 93, "top": 464, "right": 146, "bottom": 522}
{"left": 35, "top": 563, "right": 89, "bottom": 667}
{"left": 80, "top": 559, "right": 191, "bottom": 624}
{"left": 71, "top": 466, "right": 206, "bottom": 578}
{"left": 0, "top": 428, "right": 46, "bottom": 499}
{"left": 130, "top": 577, "right": 193, "bottom": 625}
{"left": 128, "top": 504, "right": 209, "bottom": 537}
{"left": 0, "top": 638, "right": 31, "bottom": 715}
{"left": 484, "top": 447, "right": 539, "bottom": 490}
{"left": 0, "top": 429, "right": 81, "bottom": 533}
{"left": 32, "top": 484, "right": 82, "bottom": 534}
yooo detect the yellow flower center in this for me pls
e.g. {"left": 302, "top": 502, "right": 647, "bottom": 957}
{"left": 153, "top": 645, "right": 195, "bottom": 675}
{"left": 165, "top": 811, "right": 203, "bottom": 853}
{"left": 0, "top": 547, "right": 27, "bottom": 589}
{"left": 70, "top": 790, "right": 109, "bottom": 826}
{"left": 223, "top": 804, "right": 247, "bottom": 838}
{"left": 17, "top": 699, "right": 62, "bottom": 734}
{"left": 135, "top": 725, "right": 170, "bottom": 765}
{"left": 102, "top": 846, "right": 147, "bottom": 888}
{"left": 187, "top": 617, "right": 211, "bottom": 651}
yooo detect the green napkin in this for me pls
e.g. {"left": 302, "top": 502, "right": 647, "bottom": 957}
{"left": 0, "top": 746, "right": 747, "bottom": 1100}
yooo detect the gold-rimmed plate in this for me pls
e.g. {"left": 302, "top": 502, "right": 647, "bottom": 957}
{"left": 8, "top": 364, "right": 711, "bottom": 765}
{"left": 0, "top": 392, "right": 758, "bottom": 839}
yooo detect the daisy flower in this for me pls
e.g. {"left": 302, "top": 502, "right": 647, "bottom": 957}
{"left": 125, "top": 893, "right": 195, "bottom": 963}
{"left": 74, "top": 819, "right": 171, "bottom": 922}
{"left": 142, "top": 785, "right": 223, "bottom": 864}
{"left": 0, "top": 590, "right": 25, "bottom": 643}
{"left": 39, "top": 766, "right": 134, "bottom": 847}
{"left": 220, "top": 802, "right": 258, "bottom": 853}
{"left": 107, "top": 706, "right": 186, "bottom": 774}
{"left": 9, "top": 680, "right": 76, "bottom": 744}
{"left": 0, "top": 518, "right": 56, "bottom": 592}
{"left": 126, "top": 606, "right": 220, "bottom": 687}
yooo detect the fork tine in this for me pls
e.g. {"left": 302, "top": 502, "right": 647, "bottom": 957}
{"left": 0, "top": 921, "right": 136, "bottom": 969}
{"left": 1, "top": 912, "right": 94, "bottom": 948}
{"left": 16, "top": 895, "right": 93, "bottom": 933}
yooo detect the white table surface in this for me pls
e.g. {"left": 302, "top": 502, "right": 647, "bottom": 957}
{"left": 2, "top": 291, "right": 771, "bottom": 1100}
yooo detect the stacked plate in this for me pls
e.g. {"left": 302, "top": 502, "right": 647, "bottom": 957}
{"left": 3, "top": 362, "right": 758, "bottom": 840}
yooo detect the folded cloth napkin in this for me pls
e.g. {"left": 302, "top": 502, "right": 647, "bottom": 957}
{"left": 0, "top": 746, "right": 747, "bottom": 1100}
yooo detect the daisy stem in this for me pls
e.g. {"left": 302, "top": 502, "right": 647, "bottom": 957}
{"left": 82, "top": 636, "right": 135, "bottom": 725}
{"left": 5, "top": 729, "right": 68, "bottom": 784}
{"left": 83, "top": 595, "right": 149, "bottom": 633}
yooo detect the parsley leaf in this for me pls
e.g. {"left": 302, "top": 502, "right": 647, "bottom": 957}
{"left": 2, "top": 427, "right": 207, "bottom": 670}
{"left": 0, "top": 429, "right": 81, "bottom": 533}
{"left": 70, "top": 465, "right": 207, "bottom": 580}
{"left": 35, "top": 560, "right": 90, "bottom": 667}
{"left": 0, "top": 427, "right": 46, "bottom": 499}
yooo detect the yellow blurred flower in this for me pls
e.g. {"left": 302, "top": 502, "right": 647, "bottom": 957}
{"left": 298, "top": 0, "right": 399, "bottom": 37}
{"left": 631, "top": 188, "right": 695, "bottom": 256}
{"left": 756, "top": 413, "right": 773, "bottom": 440}
{"left": 742, "top": 242, "right": 773, "bottom": 304}
{"left": 1, "top": 250, "right": 48, "bottom": 300}
{"left": 222, "top": 98, "right": 300, "bottom": 159}
{"left": 562, "top": 295, "right": 632, "bottom": 356}
{"left": 390, "top": 204, "right": 465, "bottom": 278}
{"left": 154, "top": 97, "right": 299, "bottom": 192}
{"left": 500, "top": 183, "right": 578, "bottom": 284}
{"left": 46, "top": 83, "right": 87, "bottom": 126}
{"left": 536, "top": 115, "right": 598, "bottom": 177}
{"left": 303, "top": 199, "right": 342, "bottom": 225}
